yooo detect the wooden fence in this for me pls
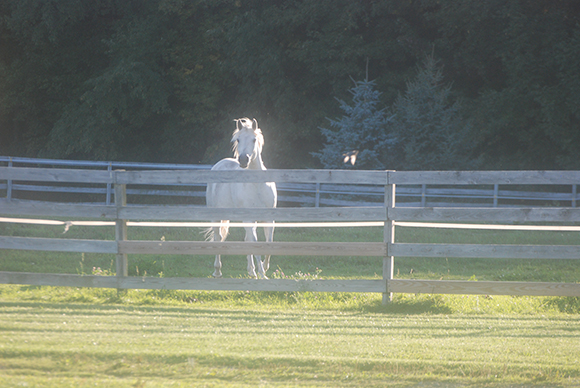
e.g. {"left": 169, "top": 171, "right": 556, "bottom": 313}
{"left": 3, "top": 156, "right": 580, "bottom": 208}
{"left": 1, "top": 166, "right": 579, "bottom": 304}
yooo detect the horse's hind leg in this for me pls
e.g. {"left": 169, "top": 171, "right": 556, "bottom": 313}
{"left": 245, "top": 224, "right": 267, "bottom": 279}
{"left": 213, "top": 254, "right": 222, "bottom": 278}
{"left": 262, "top": 223, "right": 275, "bottom": 273}
{"left": 211, "top": 225, "right": 226, "bottom": 278}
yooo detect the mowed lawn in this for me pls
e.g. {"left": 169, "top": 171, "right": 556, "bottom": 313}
{"left": 1, "top": 289, "right": 580, "bottom": 387}
{"left": 1, "top": 222, "right": 580, "bottom": 386}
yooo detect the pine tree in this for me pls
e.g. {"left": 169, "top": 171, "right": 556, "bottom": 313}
{"left": 312, "top": 78, "right": 395, "bottom": 169}
{"left": 392, "top": 54, "right": 474, "bottom": 170}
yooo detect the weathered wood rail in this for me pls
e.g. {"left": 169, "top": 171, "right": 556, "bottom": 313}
{"left": 1, "top": 166, "right": 579, "bottom": 303}
{"left": 3, "top": 156, "right": 580, "bottom": 207}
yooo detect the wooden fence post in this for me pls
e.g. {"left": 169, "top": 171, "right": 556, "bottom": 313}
{"left": 315, "top": 182, "right": 320, "bottom": 207}
{"left": 383, "top": 179, "right": 396, "bottom": 304}
{"left": 7, "top": 157, "right": 13, "bottom": 201}
{"left": 114, "top": 172, "right": 128, "bottom": 287}
{"left": 106, "top": 162, "right": 112, "bottom": 205}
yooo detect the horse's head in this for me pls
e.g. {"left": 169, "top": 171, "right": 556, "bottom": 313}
{"left": 231, "top": 117, "right": 264, "bottom": 168}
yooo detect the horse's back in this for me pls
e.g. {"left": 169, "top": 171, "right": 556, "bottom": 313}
{"left": 208, "top": 181, "right": 276, "bottom": 209}
{"left": 206, "top": 158, "right": 276, "bottom": 209}
{"left": 211, "top": 158, "right": 241, "bottom": 171}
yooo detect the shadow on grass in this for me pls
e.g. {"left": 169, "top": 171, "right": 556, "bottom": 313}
{"left": 4, "top": 284, "right": 580, "bottom": 316}
{"left": 355, "top": 295, "right": 455, "bottom": 315}
{"left": 543, "top": 296, "right": 580, "bottom": 314}
{"left": 1, "top": 285, "right": 452, "bottom": 315}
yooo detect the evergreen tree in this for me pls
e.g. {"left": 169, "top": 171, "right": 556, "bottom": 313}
{"left": 312, "top": 78, "right": 395, "bottom": 169}
{"left": 392, "top": 54, "right": 474, "bottom": 170}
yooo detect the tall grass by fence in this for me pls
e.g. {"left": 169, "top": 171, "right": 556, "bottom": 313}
{"left": 1, "top": 164, "right": 579, "bottom": 304}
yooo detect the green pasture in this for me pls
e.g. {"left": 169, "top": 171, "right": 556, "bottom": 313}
{"left": 1, "top": 220, "right": 579, "bottom": 282}
{"left": 1, "top": 289, "right": 580, "bottom": 387}
{"left": 0, "top": 220, "right": 579, "bottom": 386}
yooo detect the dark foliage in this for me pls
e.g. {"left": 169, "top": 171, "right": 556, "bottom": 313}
{"left": 1, "top": 0, "right": 579, "bottom": 169}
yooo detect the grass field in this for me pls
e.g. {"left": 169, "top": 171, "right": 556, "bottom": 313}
{"left": 1, "top": 220, "right": 580, "bottom": 386}
{"left": 2, "top": 220, "right": 580, "bottom": 282}
{"left": 1, "top": 289, "right": 579, "bottom": 387}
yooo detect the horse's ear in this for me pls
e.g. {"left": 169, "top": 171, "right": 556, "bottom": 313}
{"left": 234, "top": 119, "right": 240, "bottom": 131}
{"left": 252, "top": 118, "right": 258, "bottom": 131}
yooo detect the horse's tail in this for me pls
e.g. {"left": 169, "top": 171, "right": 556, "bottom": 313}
{"left": 203, "top": 227, "right": 213, "bottom": 241}
{"left": 204, "top": 221, "right": 230, "bottom": 242}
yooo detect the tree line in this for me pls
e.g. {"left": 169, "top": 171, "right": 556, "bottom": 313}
{"left": 1, "top": 0, "right": 579, "bottom": 170}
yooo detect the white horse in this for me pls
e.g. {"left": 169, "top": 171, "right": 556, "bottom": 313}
{"left": 206, "top": 118, "right": 277, "bottom": 279}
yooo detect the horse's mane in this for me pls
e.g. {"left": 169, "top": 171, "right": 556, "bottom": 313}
{"left": 231, "top": 117, "right": 264, "bottom": 158}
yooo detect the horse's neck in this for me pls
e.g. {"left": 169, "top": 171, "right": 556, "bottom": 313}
{"left": 248, "top": 153, "right": 267, "bottom": 170}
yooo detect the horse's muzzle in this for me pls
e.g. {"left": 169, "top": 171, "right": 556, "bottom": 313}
{"left": 239, "top": 154, "right": 250, "bottom": 168}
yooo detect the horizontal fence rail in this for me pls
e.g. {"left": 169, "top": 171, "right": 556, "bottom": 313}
{"left": 1, "top": 161, "right": 579, "bottom": 302}
{"left": 2, "top": 156, "right": 579, "bottom": 207}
